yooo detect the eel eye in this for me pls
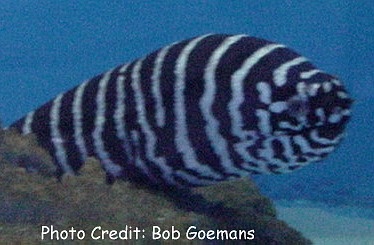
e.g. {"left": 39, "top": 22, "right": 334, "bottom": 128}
{"left": 287, "top": 96, "right": 309, "bottom": 118}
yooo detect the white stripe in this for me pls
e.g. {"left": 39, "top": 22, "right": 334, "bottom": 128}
{"left": 22, "top": 111, "right": 35, "bottom": 134}
{"left": 256, "top": 81, "right": 272, "bottom": 105}
{"left": 151, "top": 45, "right": 172, "bottom": 127}
{"left": 337, "top": 91, "right": 348, "bottom": 99}
{"left": 119, "top": 63, "right": 130, "bottom": 73}
{"left": 256, "top": 109, "right": 272, "bottom": 135}
{"left": 114, "top": 65, "right": 132, "bottom": 162}
{"left": 200, "top": 34, "right": 247, "bottom": 176}
{"left": 130, "top": 130, "right": 156, "bottom": 183}
{"left": 296, "top": 82, "right": 308, "bottom": 96}
{"left": 258, "top": 138, "right": 290, "bottom": 173}
{"left": 315, "top": 108, "right": 326, "bottom": 126}
{"left": 131, "top": 59, "right": 176, "bottom": 185}
{"left": 310, "top": 129, "right": 343, "bottom": 145}
{"left": 174, "top": 170, "right": 218, "bottom": 186}
{"left": 307, "top": 83, "right": 321, "bottom": 97}
{"left": 258, "top": 138, "right": 275, "bottom": 167}
{"left": 269, "top": 101, "right": 288, "bottom": 113}
{"left": 331, "top": 79, "right": 342, "bottom": 86}
{"left": 92, "top": 70, "right": 123, "bottom": 176}
{"left": 174, "top": 34, "right": 223, "bottom": 180}
{"left": 50, "top": 93, "right": 74, "bottom": 174}
{"left": 300, "top": 69, "right": 321, "bottom": 79}
{"left": 72, "top": 80, "right": 89, "bottom": 161}
{"left": 279, "top": 121, "right": 304, "bottom": 130}
{"left": 229, "top": 43, "right": 284, "bottom": 140}
{"left": 277, "top": 135, "right": 297, "bottom": 163}
{"left": 328, "top": 111, "right": 343, "bottom": 124}
{"left": 114, "top": 71, "right": 127, "bottom": 142}
{"left": 342, "top": 109, "right": 351, "bottom": 116}
{"left": 273, "top": 57, "right": 308, "bottom": 87}
{"left": 322, "top": 81, "right": 332, "bottom": 93}
{"left": 293, "top": 135, "right": 335, "bottom": 156}
{"left": 233, "top": 134, "right": 263, "bottom": 172}
{"left": 114, "top": 66, "right": 129, "bottom": 137}
{"left": 228, "top": 43, "right": 283, "bottom": 166}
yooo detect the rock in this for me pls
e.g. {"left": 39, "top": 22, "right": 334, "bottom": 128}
{"left": 0, "top": 130, "right": 311, "bottom": 244}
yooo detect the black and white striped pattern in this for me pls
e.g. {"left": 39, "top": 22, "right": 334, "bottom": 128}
{"left": 9, "top": 34, "right": 353, "bottom": 187}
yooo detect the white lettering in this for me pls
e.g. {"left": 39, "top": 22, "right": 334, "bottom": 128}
{"left": 152, "top": 226, "right": 180, "bottom": 240}
{"left": 40, "top": 225, "right": 85, "bottom": 240}
{"left": 186, "top": 226, "right": 255, "bottom": 240}
{"left": 91, "top": 225, "right": 141, "bottom": 240}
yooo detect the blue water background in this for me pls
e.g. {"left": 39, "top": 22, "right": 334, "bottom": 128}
{"left": 1, "top": 1, "right": 373, "bottom": 216}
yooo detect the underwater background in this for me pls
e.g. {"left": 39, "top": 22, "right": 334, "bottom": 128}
{"left": 0, "top": 0, "right": 373, "bottom": 242}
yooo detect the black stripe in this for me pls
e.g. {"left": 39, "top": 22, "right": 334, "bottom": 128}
{"left": 80, "top": 74, "right": 100, "bottom": 157}
{"left": 138, "top": 50, "right": 159, "bottom": 131}
{"left": 29, "top": 102, "right": 55, "bottom": 158}
{"left": 184, "top": 35, "right": 233, "bottom": 177}
{"left": 156, "top": 39, "right": 190, "bottom": 172}
{"left": 58, "top": 86, "right": 84, "bottom": 172}
{"left": 102, "top": 67, "right": 131, "bottom": 171}
{"left": 214, "top": 36, "right": 271, "bottom": 171}
{"left": 121, "top": 61, "right": 163, "bottom": 181}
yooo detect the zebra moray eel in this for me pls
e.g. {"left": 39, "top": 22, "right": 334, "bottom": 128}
{"left": 9, "top": 34, "right": 352, "bottom": 187}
